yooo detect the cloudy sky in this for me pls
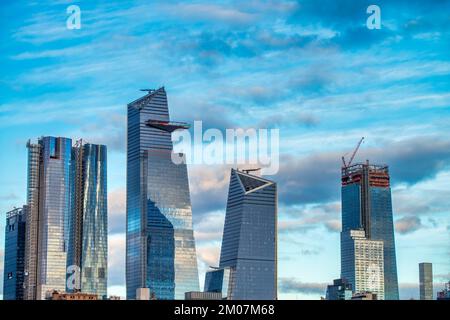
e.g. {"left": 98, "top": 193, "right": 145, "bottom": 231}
{"left": 1, "top": 0, "right": 449, "bottom": 299}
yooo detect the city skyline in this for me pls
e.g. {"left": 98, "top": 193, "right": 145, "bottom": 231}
{"left": 1, "top": 0, "right": 450, "bottom": 300}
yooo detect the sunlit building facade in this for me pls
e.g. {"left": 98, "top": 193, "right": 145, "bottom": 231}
{"left": 23, "top": 137, "right": 107, "bottom": 300}
{"left": 126, "top": 87, "right": 199, "bottom": 300}
{"left": 341, "top": 162, "right": 399, "bottom": 300}
{"left": 25, "top": 137, "right": 72, "bottom": 300}
{"left": 218, "top": 169, "right": 277, "bottom": 300}
{"left": 67, "top": 142, "right": 108, "bottom": 298}
{"left": 341, "top": 229, "right": 384, "bottom": 300}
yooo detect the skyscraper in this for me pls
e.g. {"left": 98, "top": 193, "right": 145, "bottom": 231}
{"left": 3, "top": 207, "right": 27, "bottom": 300}
{"left": 126, "top": 87, "right": 199, "bottom": 300}
{"left": 67, "top": 142, "right": 108, "bottom": 298}
{"left": 25, "top": 137, "right": 72, "bottom": 300}
{"left": 341, "top": 162, "right": 399, "bottom": 300}
{"left": 341, "top": 229, "right": 384, "bottom": 299}
{"left": 419, "top": 262, "right": 433, "bottom": 300}
{"left": 23, "top": 137, "right": 107, "bottom": 300}
{"left": 218, "top": 169, "right": 277, "bottom": 300}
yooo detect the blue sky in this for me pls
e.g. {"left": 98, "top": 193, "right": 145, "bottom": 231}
{"left": 1, "top": 0, "right": 449, "bottom": 299}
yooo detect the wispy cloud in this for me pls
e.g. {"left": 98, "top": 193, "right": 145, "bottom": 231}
{"left": 395, "top": 216, "right": 423, "bottom": 235}
{"left": 279, "top": 277, "right": 327, "bottom": 295}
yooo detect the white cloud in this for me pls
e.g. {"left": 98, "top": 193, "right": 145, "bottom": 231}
{"left": 194, "top": 211, "right": 225, "bottom": 243}
{"left": 107, "top": 285, "right": 126, "bottom": 299}
{"left": 108, "top": 233, "right": 125, "bottom": 287}
{"left": 108, "top": 188, "right": 126, "bottom": 234}
{"left": 161, "top": 3, "right": 256, "bottom": 25}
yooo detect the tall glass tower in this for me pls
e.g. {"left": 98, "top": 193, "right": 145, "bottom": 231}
{"left": 126, "top": 87, "right": 199, "bottom": 300}
{"left": 3, "top": 207, "right": 27, "bottom": 300}
{"left": 67, "top": 142, "right": 108, "bottom": 298}
{"left": 25, "top": 137, "right": 72, "bottom": 300}
{"left": 218, "top": 169, "right": 277, "bottom": 300}
{"left": 24, "top": 137, "right": 108, "bottom": 300}
{"left": 341, "top": 162, "right": 399, "bottom": 300}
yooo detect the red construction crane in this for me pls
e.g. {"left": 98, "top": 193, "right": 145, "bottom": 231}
{"left": 342, "top": 137, "right": 364, "bottom": 168}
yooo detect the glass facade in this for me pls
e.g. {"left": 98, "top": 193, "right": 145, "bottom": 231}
{"left": 325, "top": 278, "right": 353, "bottom": 300}
{"left": 341, "top": 163, "right": 399, "bottom": 300}
{"left": 126, "top": 87, "right": 199, "bottom": 299}
{"left": 3, "top": 207, "right": 26, "bottom": 300}
{"left": 24, "top": 137, "right": 108, "bottom": 300}
{"left": 36, "top": 137, "right": 72, "bottom": 300}
{"left": 218, "top": 169, "right": 277, "bottom": 300}
{"left": 24, "top": 141, "right": 40, "bottom": 300}
{"left": 67, "top": 143, "right": 108, "bottom": 298}
{"left": 204, "top": 267, "right": 231, "bottom": 298}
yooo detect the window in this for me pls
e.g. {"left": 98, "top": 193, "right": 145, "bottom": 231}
{"left": 84, "top": 267, "right": 92, "bottom": 278}
{"left": 98, "top": 267, "right": 105, "bottom": 279}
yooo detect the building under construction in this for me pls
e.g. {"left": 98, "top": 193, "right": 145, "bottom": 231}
{"left": 340, "top": 139, "right": 399, "bottom": 300}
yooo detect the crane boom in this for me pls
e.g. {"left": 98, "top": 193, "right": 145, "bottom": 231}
{"left": 342, "top": 137, "right": 365, "bottom": 168}
{"left": 347, "top": 137, "right": 364, "bottom": 167}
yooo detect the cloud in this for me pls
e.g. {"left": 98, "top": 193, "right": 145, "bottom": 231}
{"left": 107, "top": 285, "right": 126, "bottom": 299}
{"left": 163, "top": 3, "right": 256, "bottom": 25}
{"left": 108, "top": 188, "right": 126, "bottom": 234}
{"left": 395, "top": 216, "right": 423, "bottom": 234}
{"left": 275, "top": 137, "right": 450, "bottom": 207}
{"left": 399, "top": 282, "right": 448, "bottom": 300}
{"left": 276, "top": 152, "right": 341, "bottom": 205}
{"left": 196, "top": 246, "right": 221, "bottom": 269}
{"left": 300, "top": 249, "right": 320, "bottom": 256}
{"left": 258, "top": 112, "right": 319, "bottom": 128}
{"left": 108, "top": 233, "right": 125, "bottom": 287}
{"left": 189, "top": 164, "right": 231, "bottom": 216}
{"left": 435, "top": 273, "right": 450, "bottom": 282}
{"left": 324, "top": 220, "right": 341, "bottom": 233}
{"left": 78, "top": 112, "right": 127, "bottom": 153}
{"left": 278, "top": 277, "right": 327, "bottom": 295}
{"left": 0, "top": 193, "right": 19, "bottom": 201}
{"left": 278, "top": 202, "right": 341, "bottom": 235}
{"left": 193, "top": 211, "right": 225, "bottom": 243}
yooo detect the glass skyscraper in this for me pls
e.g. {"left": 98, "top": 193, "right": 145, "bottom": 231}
{"left": 24, "top": 137, "right": 72, "bottom": 300}
{"left": 218, "top": 169, "right": 277, "bottom": 300}
{"left": 341, "top": 162, "right": 399, "bottom": 300}
{"left": 126, "top": 87, "right": 199, "bottom": 300}
{"left": 23, "top": 137, "right": 107, "bottom": 300}
{"left": 3, "top": 207, "right": 27, "bottom": 300}
{"left": 67, "top": 142, "right": 108, "bottom": 298}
